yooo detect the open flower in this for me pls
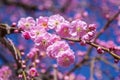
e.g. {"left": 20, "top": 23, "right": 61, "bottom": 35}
{"left": 28, "top": 67, "right": 37, "bottom": 77}
{"left": 46, "top": 41, "right": 70, "bottom": 58}
{"left": 57, "top": 50, "right": 75, "bottom": 67}
{"left": 18, "top": 17, "right": 35, "bottom": 31}
{"left": 48, "top": 14, "right": 65, "bottom": 29}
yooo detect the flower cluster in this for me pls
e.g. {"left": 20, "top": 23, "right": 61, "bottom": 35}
{"left": 47, "top": 41, "right": 75, "bottom": 67}
{"left": 0, "top": 66, "right": 12, "bottom": 80}
{"left": 17, "top": 14, "right": 96, "bottom": 67}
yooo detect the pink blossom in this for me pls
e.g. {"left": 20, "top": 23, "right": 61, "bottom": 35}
{"left": 0, "top": 66, "right": 12, "bottom": 80}
{"left": 28, "top": 67, "right": 37, "bottom": 77}
{"left": 46, "top": 41, "right": 70, "bottom": 58}
{"left": 57, "top": 50, "right": 75, "bottom": 67}
{"left": 77, "top": 51, "right": 86, "bottom": 56}
{"left": 49, "top": 34, "right": 61, "bottom": 44}
{"left": 55, "top": 21, "right": 71, "bottom": 38}
{"left": 48, "top": 14, "right": 65, "bottom": 29}
{"left": 22, "top": 31, "right": 31, "bottom": 40}
{"left": 87, "top": 31, "right": 94, "bottom": 37}
{"left": 17, "top": 17, "right": 36, "bottom": 31}
{"left": 112, "top": 46, "right": 120, "bottom": 56}
{"left": 29, "top": 28, "right": 47, "bottom": 41}
{"left": 88, "top": 24, "right": 96, "bottom": 31}
{"left": 27, "top": 47, "right": 39, "bottom": 59}
{"left": 81, "top": 34, "right": 89, "bottom": 41}
{"left": 35, "top": 32, "right": 51, "bottom": 51}
{"left": 76, "top": 74, "right": 86, "bottom": 80}
{"left": 70, "top": 19, "right": 87, "bottom": 38}
{"left": 97, "top": 47, "right": 104, "bottom": 54}
{"left": 36, "top": 16, "right": 49, "bottom": 30}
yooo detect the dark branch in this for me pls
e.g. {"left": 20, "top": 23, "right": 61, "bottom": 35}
{"left": 0, "top": 24, "right": 18, "bottom": 37}
{"left": 1, "top": 0, "right": 38, "bottom": 11}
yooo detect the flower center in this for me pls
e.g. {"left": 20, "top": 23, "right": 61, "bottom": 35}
{"left": 64, "top": 57, "right": 69, "bottom": 62}
{"left": 55, "top": 21, "right": 59, "bottom": 26}
{"left": 42, "top": 22, "right": 47, "bottom": 28}
{"left": 76, "top": 27, "right": 81, "bottom": 32}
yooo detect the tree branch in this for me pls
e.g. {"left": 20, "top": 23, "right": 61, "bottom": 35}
{"left": 1, "top": 0, "right": 38, "bottom": 11}
{"left": 94, "top": 10, "right": 120, "bottom": 40}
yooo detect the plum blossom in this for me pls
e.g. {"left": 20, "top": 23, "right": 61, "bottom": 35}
{"left": 87, "top": 24, "right": 96, "bottom": 31}
{"left": 0, "top": 66, "right": 12, "bottom": 80}
{"left": 27, "top": 47, "right": 39, "bottom": 59}
{"left": 35, "top": 32, "right": 52, "bottom": 51}
{"left": 17, "top": 14, "right": 97, "bottom": 68}
{"left": 49, "top": 34, "right": 61, "bottom": 44}
{"left": 29, "top": 28, "right": 47, "bottom": 41}
{"left": 70, "top": 19, "right": 87, "bottom": 38}
{"left": 55, "top": 21, "right": 71, "bottom": 38}
{"left": 22, "top": 31, "right": 31, "bottom": 40}
{"left": 46, "top": 41, "right": 70, "bottom": 58}
{"left": 17, "top": 17, "right": 35, "bottom": 31}
{"left": 28, "top": 67, "right": 38, "bottom": 77}
{"left": 36, "top": 16, "right": 49, "bottom": 30}
{"left": 48, "top": 14, "right": 65, "bottom": 29}
{"left": 57, "top": 50, "right": 75, "bottom": 67}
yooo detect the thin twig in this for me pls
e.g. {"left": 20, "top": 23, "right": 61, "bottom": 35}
{"left": 90, "top": 58, "right": 95, "bottom": 80}
{"left": 1, "top": 0, "right": 38, "bottom": 11}
{"left": 64, "top": 10, "right": 120, "bottom": 75}
{"left": 94, "top": 10, "right": 120, "bottom": 40}
{"left": 96, "top": 57, "right": 119, "bottom": 70}
{"left": 53, "top": 65, "right": 57, "bottom": 80}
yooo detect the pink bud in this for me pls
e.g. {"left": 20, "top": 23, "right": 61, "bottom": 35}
{"left": 82, "top": 11, "right": 88, "bottom": 17}
{"left": 114, "top": 59, "right": 119, "bottom": 63}
{"left": 12, "top": 22, "right": 16, "bottom": 27}
{"left": 88, "top": 24, "right": 96, "bottom": 31}
{"left": 18, "top": 74, "right": 23, "bottom": 78}
{"left": 35, "top": 59, "right": 40, "bottom": 64}
{"left": 21, "top": 52, "right": 25, "bottom": 56}
{"left": 53, "top": 64, "right": 58, "bottom": 68}
{"left": 82, "top": 34, "right": 89, "bottom": 41}
{"left": 41, "top": 69, "right": 46, "bottom": 73}
{"left": 27, "top": 53, "right": 34, "bottom": 59}
{"left": 87, "top": 31, "right": 94, "bottom": 37}
{"left": 80, "top": 40, "right": 86, "bottom": 46}
{"left": 14, "top": 30, "right": 19, "bottom": 33}
{"left": 22, "top": 60, "right": 26, "bottom": 64}
{"left": 22, "top": 31, "right": 31, "bottom": 40}
{"left": 64, "top": 76, "right": 69, "bottom": 80}
{"left": 28, "top": 67, "right": 37, "bottom": 77}
{"left": 22, "top": 64, "right": 26, "bottom": 69}
{"left": 109, "top": 47, "right": 115, "bottom": 51}
{"left": 97, "top": 47, "right": 104, "bottom": 54}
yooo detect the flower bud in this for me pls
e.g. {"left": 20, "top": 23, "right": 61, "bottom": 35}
{"left": 97, "top": 47, "right": 104, "bottom": 54}
{"left": 22, "top": 31, "right": 31, "bottom": 40}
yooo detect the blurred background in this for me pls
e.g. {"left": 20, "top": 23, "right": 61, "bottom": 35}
{"left": 0, "top": 0, "right": 120, "bottom": 80}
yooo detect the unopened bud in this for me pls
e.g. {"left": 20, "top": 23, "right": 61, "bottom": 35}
{"left": 97, "top": 47, "right": 104, "bottom": 54}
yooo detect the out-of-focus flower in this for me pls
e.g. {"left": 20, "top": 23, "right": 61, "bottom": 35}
{"left": 0, "top": 66, "right": 12, "bottom": 80}
{"left": 28, "top": 67, "right": 38, "bottom": 77}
